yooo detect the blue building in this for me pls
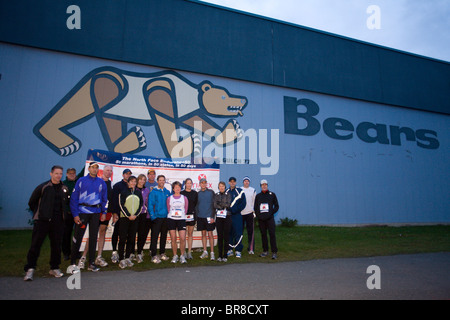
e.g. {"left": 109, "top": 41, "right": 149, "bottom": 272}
{"left": 0, "top": 0, "right": 449, "bottom": 228}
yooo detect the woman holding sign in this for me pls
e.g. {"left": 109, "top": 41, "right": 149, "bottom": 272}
{"left": 254, "top": 179, "right": 279, "bottom": 259}
{"left": 167, "top": 181, "right": 189, "bottom": 264}
{"left": 214, "top": 182, "right": 232, "bottom": 262}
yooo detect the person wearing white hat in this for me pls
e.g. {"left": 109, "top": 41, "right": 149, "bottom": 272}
{"left": 254, "top": 179, "right": 279, "bottom": 259}
{"left": 241, "top": 176, "right": 256, "bottom": 254}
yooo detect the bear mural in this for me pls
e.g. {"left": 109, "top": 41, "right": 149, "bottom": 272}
{"left": 33, "top": 67, "right": 248, "bottom": 159}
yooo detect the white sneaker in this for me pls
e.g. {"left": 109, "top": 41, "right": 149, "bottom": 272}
{"left": 95, "top": 256, "right": 108, "bottom": 267}
{"left": 78, "top": 256, "right": 86, "bottom": 269}
{"left": 111, "top": 251, "right": 119, "bottom": 263}
{"left": 151, "top": 255, "right": 161, "bottom": 264}
{"left": 180, "top": 254, "right": 187, "bottom": 264}
{"left": 236, "top": 251, "right": 241, "bottom": 258}
{"left": 186, "top": 252, "right": 193, "bottom": 260}
{"left": 125, "top": 258, "right": 134, "bottom": 267}
{"left": 119, "top": 260, "right": 127, "bottom": 269}
{"left": 171, "top": 255, "right": 179, "bottom": 263}
{"left": 66, "top": 264, "right": 80, "bottom": 274}
{"left": 210, "top": 252, "right": 215, "bottom": 261}
{"left": 24, "top": 268, "right": 34, "bottom": 281}
{"left": 227, "top": 249, "right": 234, "bottom": 257}
{"left": 200, "top": 250, "right": 208, "bottom": 259}
{"left": 136, "top": 254, "right": 144, "bottom": 263}
{"left": 160, "top": 253, "right": 169, "bottom": 261}
{"left": 49, "top": 269, "right": 64, "bottom": 278}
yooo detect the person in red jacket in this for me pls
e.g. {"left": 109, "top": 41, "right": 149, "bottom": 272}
{"left": 254, "top": 179, "right": 279, "bottom": 259}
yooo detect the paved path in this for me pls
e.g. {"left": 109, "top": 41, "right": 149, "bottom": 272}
{"left": 1, "top": 252, "right": 449, "bottom": 300}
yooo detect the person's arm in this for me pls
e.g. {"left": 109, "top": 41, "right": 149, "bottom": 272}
{"left": 272, "top": 193, "right": 279, "bottom": 216}
{"left": 118, "top": 193, "right": 131, "bottom": 218}
{"left": 148, "top": 191, "right": 156, "bottom": 220}
{"left": 28, "top": 183, "right": 44, "bottom": 213}
{"left": 184, "top": 196, "right": 189, "bottom": 214}
{"left": 70, "top": 180, "right": 81, "bottom": 218}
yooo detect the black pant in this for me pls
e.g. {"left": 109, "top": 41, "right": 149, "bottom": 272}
{"left": 216, "top": 215, "right": 232, "bottom": 259}
{"left": 111, "top": 216, "right": 120, "bottom": 251}
{"left": 150, "top": 218, "right": 167, "bottom": 257}
{"left": 242, "top": 213, "right": 255, "bottom": 252}
{"left": 136, "top": 214, "right": 152, "bottom": 255}
{"left": 24, "top": 216, "right": 64, "bottom": 271}
{"left": 258, "top": 216, "right": 277, "bottom": 253}
{"left": 70, "top": 213, "right": 100, "bottom": 265}
{"left": 61, "top": 212, "right": 74, "bottom": 258}
{"left": 118, "top": 217, "right": 139, "bottom": 260}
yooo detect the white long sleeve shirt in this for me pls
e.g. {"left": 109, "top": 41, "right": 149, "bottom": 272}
{"left": 241, "top": 186, "right": 256, "bottom": 215}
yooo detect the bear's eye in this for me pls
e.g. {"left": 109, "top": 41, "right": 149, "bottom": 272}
{"left": 221, "top": 95, "right": 226, "bottom": 100}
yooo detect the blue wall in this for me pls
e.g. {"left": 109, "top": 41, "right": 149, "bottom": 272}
{"left": 0, "top": 43, "right": 448, "bottom": 228}
{"left": 1, "top": 0, "right": 449, "bottom": 115}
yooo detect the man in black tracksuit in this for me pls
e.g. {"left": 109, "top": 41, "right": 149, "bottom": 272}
{"left": 254, "top": 179, "right": 279, "bottom": 259}
{"left": 24, "top": 165, "right": 69, "bottom": 280}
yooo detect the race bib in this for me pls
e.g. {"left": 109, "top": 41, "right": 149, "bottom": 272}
{"left": 186, "top": 214, "right": 194, "bottom": 222}
{"left": 260, "top": 203, "right": 269, "bottom": 213}
{"left": 216, "top": 209, "right": 227, "bottom": 218}
{"left": 170, "top": 208, "right": 183, "bottom": 219}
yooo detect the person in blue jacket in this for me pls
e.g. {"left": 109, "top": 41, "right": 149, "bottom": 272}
{"left": 226, "top": 177, "right": 246, "bottom": 258}
{"left": 148, "top": 174, "right": 171, "bottom": 263}
{"left": 67, "top": 162, "right": 107, "bottom": 274}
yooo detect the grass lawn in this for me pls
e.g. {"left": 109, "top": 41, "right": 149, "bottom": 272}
{"left": 1, "top": 225, "right": 449, "bottom": 278}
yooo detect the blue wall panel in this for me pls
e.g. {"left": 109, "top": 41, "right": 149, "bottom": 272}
{"left": 1, "top": 43, "right": 448, "bottom": 228}
{"left": 0, "top": 0, "right": 449, "bottom": 115}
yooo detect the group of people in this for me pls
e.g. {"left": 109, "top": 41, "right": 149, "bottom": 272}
{"left": 23, "top": 162, "right": 279, "bottom": 281}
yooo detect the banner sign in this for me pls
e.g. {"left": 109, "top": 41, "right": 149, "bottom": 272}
{"left": 80, "top": 149, "right": 219, "bottom": 251}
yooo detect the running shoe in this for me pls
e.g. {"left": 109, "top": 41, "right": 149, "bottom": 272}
{"left": 235, "top": 251, "right": 241, "bottom": 258}
{"left": 227, "top": 249, "right": 234, "bottom": 257}
{"left": 210, "top": 252, "right": 215, "bottom": 261}
{"left": 180, "top": 254, "right": 187, "bottom": 264}
{"left": 136, "top": 254, "right": 144, "bottom": 263}
{"left": 200, "top": 250, "right": 208, "bottom": 259}
{"left": 24, "top": 268, "right": 34, "bottom": 281}
{"left": 95, "top": 256, "right": 108, "bottom": 267}
{"left": 151, "top": 255, "right": 161, "bottom": 264}
{"left": 125, "top": 258, "right": 134, "bottom": 267}
{"left": 160, "top": 253, "right": 169, "bottom": 261}
{"left": 259, "top": 251, "right": 268, "bottom": 257}
{"left": 171, "top": 255, "right": 179, "bottom": 263}
{"left": 111, "top": 251, "right": 119, "bottom": 264}
{"left": 66, "top": 264, "right": 80, "bottom": 274}
{"left": 88, "top": 264, "right": 100, "bottom": 272}
{"left": 49, "top": 269, "right": 64, "bottom": 278}
{"left": 119, "top": 260, "right": 127, "bottom": 269}
{"left": 78, "top": 256, "right": 86, "bottom": 269}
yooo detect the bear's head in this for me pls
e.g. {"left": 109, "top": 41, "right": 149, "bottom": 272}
{"left": 199, "top": 81, "right": 248, "bottom": 117}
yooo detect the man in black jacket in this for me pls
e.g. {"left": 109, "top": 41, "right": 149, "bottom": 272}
{"left": 254, "top": 179, "right": 279, "bottom": 259}
{"left": 24, "top": 165, "right": 69, "bottom": 280}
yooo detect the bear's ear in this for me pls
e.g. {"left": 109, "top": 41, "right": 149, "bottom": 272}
{"left": 201, "top": 82, "right": 212, "bottom": 92}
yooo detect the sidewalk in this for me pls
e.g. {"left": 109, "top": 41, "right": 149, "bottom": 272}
{"left": 1, "top": 252, "right": 449, "bottom": 300}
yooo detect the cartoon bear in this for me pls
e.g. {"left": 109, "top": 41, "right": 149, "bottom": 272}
{"left": 33, "top": 67, "right": 248, "bottom": 158}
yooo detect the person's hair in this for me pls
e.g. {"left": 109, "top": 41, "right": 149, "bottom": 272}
{"left": 218, "top": 181, "right": 227, "bottom": 188}
{"left": 184, "top": 178, "right": 193, "bottom": 184}
{"left": 103, "top": 165, "right": 113, "bottom": 170}
{"left": 51, "top": 165, "right": 63, "bottom": 172}
{"left": 137, "top": 174, "right": 147, "bottom": 186}
{"left": 128, "top": 175, "right": 137, "bottom": 183}
{"left": 66, "top": 167, "right": 76, "bottom": 173}
{"left": 157, "top": 174, "right": 166, "bottom": 181}
{"left": 172, "top": 181, "right": 182, "bottom": 191}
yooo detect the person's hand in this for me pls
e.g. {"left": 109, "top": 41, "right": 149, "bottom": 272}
{"left": 74, "top": 216, "right": 81, "bottom": 225}
{"left": 100, "top": 213, "right": 106, "bottom": 222}
{"left": 112, "top": 214, "right": 119, "bottom": 223}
